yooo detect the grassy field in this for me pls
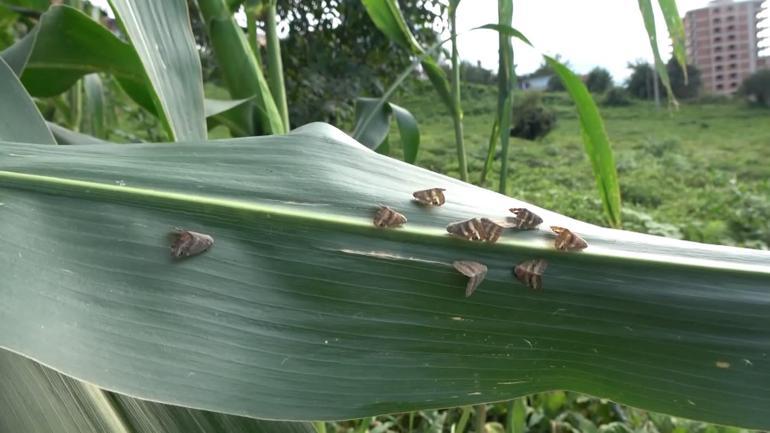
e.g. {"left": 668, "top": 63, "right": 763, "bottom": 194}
{"left": 391, "top": 82, "right": 770, "bottom": 249}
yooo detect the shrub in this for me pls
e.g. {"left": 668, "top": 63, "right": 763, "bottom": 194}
{"left": 585, "top": 67, "right": 613, "bottom": 93}
{"left": 509, "top": 93, "right": 557, "bottom": 140}
{"left": 602, "top": 87, "right": 632, "bottom": 106}
{"left": 547, "top": 74, "right": 565, "bottom": 92}
{"left": 738, "top": 70, "right": 770, "bottom": 107}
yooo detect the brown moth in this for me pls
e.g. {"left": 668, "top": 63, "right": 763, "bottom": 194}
{"left": 412, "top": 188, "right": 446, "bottom": 206}
{"left": 446, "top": 218, "right": 484, "bottom": 241}
{"left": 514, "top": 259, "right": 548, "bottom": 290}
{"left": 479, "top": 218, "right": 504, "bottom": 243}
{"left": 551, "top": 226, "right": 588, "bottom": 251}
{"left": 508, "top": 208, "right": 543, "bottom": 229}
{"left": 453, "top": 261, "right": 488, "bottom": 297}
{"left": 373, "top": 206, "right": 407, "bottom": 228}
{"left": 171, "top": 229, "right": 214, "bottom": 258}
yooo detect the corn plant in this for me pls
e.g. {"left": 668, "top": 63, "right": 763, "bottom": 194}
{"left": 1, "top": 1, "right": 769, "bottom": 432}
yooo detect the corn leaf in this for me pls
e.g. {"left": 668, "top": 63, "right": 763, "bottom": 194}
{"left": 0, "top": 5, "right": 157, "bottom": 113}
{"left": 48, "top": 122, "right": 108, "bottom": 145}
{"left": 83, "top": 74, "right": 105, "bottom": 139}
{"left": 546, "top": 56, "right": 622, "bottom": 228}
{"left": 108, "top": 0, "right": 207, "bottom": 141}
{"left": 390, "top": 102, "right": 420, "bottom": 164}
{"left": 637, "top": 0, "right": 677, "bottom": 105}
{"left": 197, "top": 0, "right": 285, "bottom": 136}
{"left": 0, "top": 56, "right": 54, "bottom": 144}
{"left": 360, "top": 0, "right": 423, "bottom": 54}
{"left": 352, "top": 97, "right": 420, "bottom": 163}
{"left": 0, "top": 350, "right": 315, "bottom": 433}
{"left": 1, "top": 123, "right": 770, "bottom": 427}
{"left": 657, "top": 0, "right": 688, "bottom": 82}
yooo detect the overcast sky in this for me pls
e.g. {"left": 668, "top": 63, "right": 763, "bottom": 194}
{"left": 455, "top": 0, "right": 769, "bottom": 81}
{"left": 89, "top": 0, "right": 769, "bottom": 82}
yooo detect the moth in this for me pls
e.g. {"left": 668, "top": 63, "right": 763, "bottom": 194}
{"left": 453, "top": 261, "right": 488, "bottom": 297}
{"left": 373, "top": 205, "right": 407, "bottom": 228}
{"left": 171, "top": 229, "right": 214, "bottom": 258}
{"left": 514, "top": 259, "right": 548, "bottom": 290}
{"left": 479, "top": 218, "right": 504, "bottom": 243}
{"left": 412, "top": 188, "right": 446, "bottom": 206}
{"left": 446, "top": 218, "right": 484, "bottom": 241}
{"left": 508, "top": 208, "right": 543, "bottom": 229}
{"left": 447, "top": 218, "right": 504, "bottom": 243}
{"left": 551, "top": 226, "right": 588, "bottom": 251}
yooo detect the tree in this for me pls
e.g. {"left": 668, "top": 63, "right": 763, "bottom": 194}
{"left": 626, "top": 61, "right": 656, "bottom": 99}
{"left": 667, "top": 57, "right": 701, "bottom": 99}
{"left": 585, "top": 67, "right": 613, "bottom": 93}
{"left": 275, "top": 0, "right": 446, "bottom": 127}
{"left": 738, "top": 69, "right": 770, "bottom": 107}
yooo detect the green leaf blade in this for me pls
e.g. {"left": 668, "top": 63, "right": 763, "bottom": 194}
{"left": 637, "top": 0, "right": 677, "bottom": 105}
{"left": 360, "top": 0, "right": 423, "bottom": 54}
{"left": 0, "top": 124, "right": 769, "bottom": 427}
{"left": 657, "top": 0, "right": 688, "bottom": 82}
{"left": 198, "top": 0, "right": 285, "bottom": 136}
{"left": 0, "top": 350, "right": 315, "bottom": 433}
{"left": 545, "top": 56, "right": 622, "bottom": 228}
{"left": 109, "top": 0, "right": 207, "bottom": 141}
{"left": 0, "top": 56, "right": 55, "bottom": 144}
{"left": 0, "top": 5, "right": 157, "bottom": 114}
{"left": 390, "top": 102, "right": 420, "bottom": 163}
{"left": 83, "top": 74, "right": 105, "bottom": 139}
{"left": 353, "top": 97, "right": 391, "bottom": 150}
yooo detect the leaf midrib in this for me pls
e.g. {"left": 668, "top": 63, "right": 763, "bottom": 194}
{"left": 3, "top": 169, "right": 770, "bottom": 276}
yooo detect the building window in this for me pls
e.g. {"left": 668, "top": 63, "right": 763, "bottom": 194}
{"left": 729, "top": 53, "right": 737, "bottom": 60}
{"left": 713, "top": 17, "right": 722, "bottom": 23}
{"left": 727, "top": 15, "right": 735, "bottom": 21}
{"left": 716, "top": 74, "right": 724, "bottom": 80}
{"left": 728, "top": 34, "right": 736, "bottom": 40}
{"left": 716, "top": 55, "right": 723, "bottom": 61}
{"left": 729, "top": 63, "right": 737, "bottom": 69}
{"left": 715, "top": 46, "right": 723, "bottom": 52}
{"left": 716, "top": 84, "right": 724, "bottom": 90}
{"left": 730, "top": 82, "right": 738, "bottom": 88}
{"left": 714, "top": 36, "right": 722, "bottom": 43}
{"left": 716, "top": 64, "right": 724, "bottom": 71}
{"left": 728, "top": 44, "right": 736, "bottom": 51}
{"left": 727, "top": 25, "right": 735, "bottom": 31}
{"left": 729, "top": 72, "right": 738, "bottom": 79}
{"left": 714, "top": 27, "right": 722, "bottom": 33}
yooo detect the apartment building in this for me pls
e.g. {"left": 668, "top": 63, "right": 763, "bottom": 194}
{"left": 683, "top": 0, "right": 768, "bottom": 94}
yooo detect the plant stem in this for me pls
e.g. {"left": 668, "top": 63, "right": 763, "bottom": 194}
{"left": 480, "top": 118, "right": 499, "bottom": 185}
{"left": 497, "top": 0, "right": 515, "bottom": 194}
{"left": 312, "top": 421, "right": 326, "bottom": 433}
{"left": 449, "top": 1, "right": 467, "bottom": 181}
{"left": 455, "top": 406, "right": 472, "bottom": 433}
{"left": 246, "top": 10, "right": 262, "bottom": 68}
{"left": 408, "top": 411, "right": 415, "bottom": 433}
{"left": 265, "top": 0, "right": 290, "bottom": 131}
{"left": 474, "top": 404, "right": 487, "bottom": 433}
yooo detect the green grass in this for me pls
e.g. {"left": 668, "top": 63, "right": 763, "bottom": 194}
{"left": 392, "top": 82, "right": 770, "bottom": 249}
